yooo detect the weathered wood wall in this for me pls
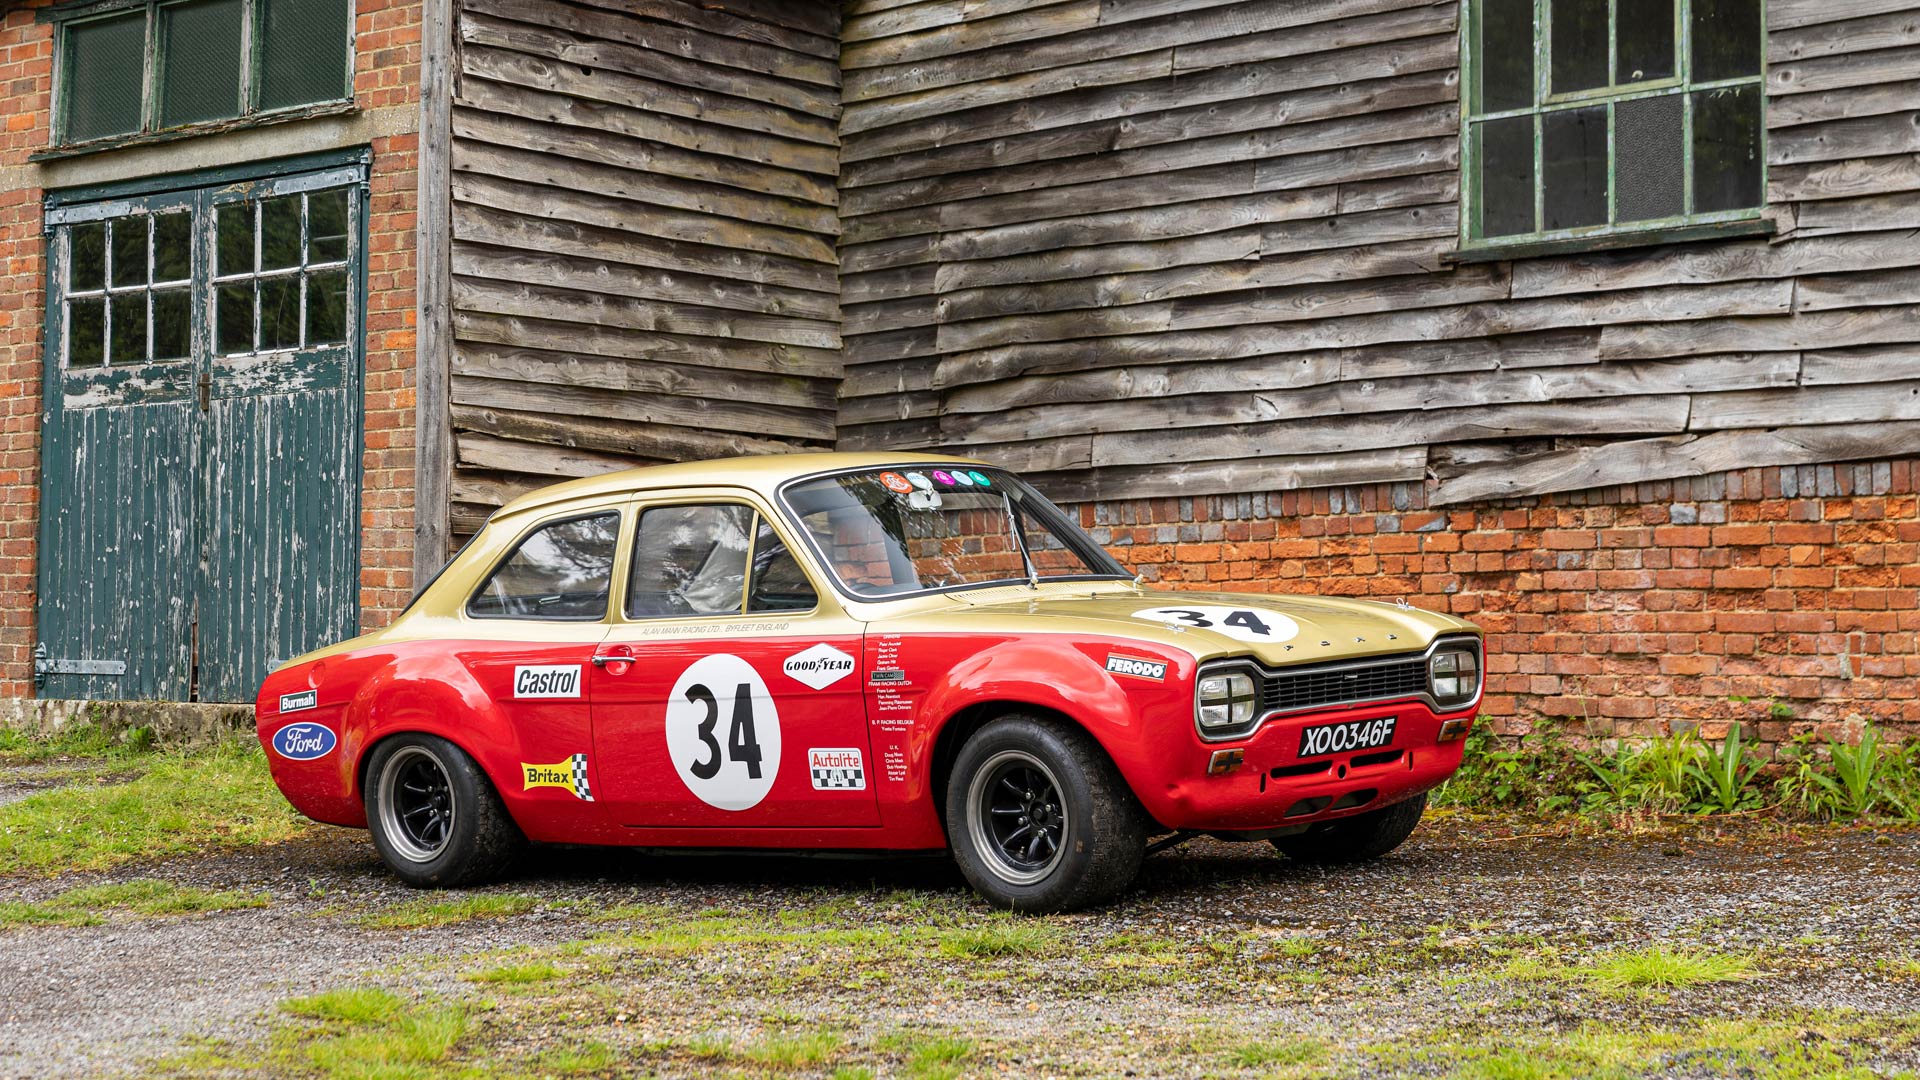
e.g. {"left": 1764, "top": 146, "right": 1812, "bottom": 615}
{"left": 836, "top": 0, "right": 1920, "bottom": 505}
{"left": 446, "top": 0, "right": 842, "bottom": 531}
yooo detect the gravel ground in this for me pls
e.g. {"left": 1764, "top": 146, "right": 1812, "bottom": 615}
{"left": 2, "top": 770, "right": 1917, "bottom": 1079}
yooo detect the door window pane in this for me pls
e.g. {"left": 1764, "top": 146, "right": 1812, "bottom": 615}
{"left": 64, "top": 13, "right": 145, "bottom": 142}
{"left": 1615, "top": 93, "right": 1685, "bottom": 221}
{"left": 1692, "top": 84, "right": 1763, "bottom": 213}
{"left": 111, "top": 219, "right": 148, "bottom": 287}
{"left": 69, "top": 223, "right": 107, "bottom": 290}
{"left": 218, "top": 204, "right": 253, "bottom": 277}
{"left": 1550, "top": 0, "right": 1608, "bottom": 94}
{"left": 1616, "top": 0, "right": 1675, "bottom": 84}
{"left": 68, "top": 299, "right": 106, "bottom": 366}
{"left": 157, "top": 0, "right": 244, "bottom": 129}
{"left": 306, "top": 270, "right": 348, "bottom": 346}
{"left": 1543, "top": 105, "right": 1608, "bottom": 230}
{"left": 748, "top": 516, "right": 818, "bottom": 613}
{"left": 1691, "top": 0, "right": 1762, "bottom": 82}
{"left": 152, "top": 288, "right": 191, "bottom": 361}
{"left": 1477, "top": 116, "right": 1536, "bottom": 238}
{"left": 259, "top": 0, "right": 352, "bottom": 111}
{"left": 470, "top": 513, "right": 622, "bottom": 620}
{"left": 628, "top": 505, "right": 754, "bottom": 619}
{"left": 154, "top": 213, "right": 192, "bottom": 281}
{"left": 110, "top": 294, "right": 148, "bottom": 364}
{"left": 260, "top": 277, "right": 302, "bottom": 350}
{"left": 217, "top": 284, "right": 254, "bottom": 354}
{"left": 308, "top": 190, "right": 349, "bottom": 264}
{"left": 1478, "top": 0, "right": 1535, "bottom": 112}
{"left": 261, "top": 196, "right": 302, "bottom": 271}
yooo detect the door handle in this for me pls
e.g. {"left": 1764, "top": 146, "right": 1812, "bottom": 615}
{"left": 591, "top": 645, "right": 634, "bottom": 674}
{"left": 590, "top": 654, "right": 624, "bottom": 667}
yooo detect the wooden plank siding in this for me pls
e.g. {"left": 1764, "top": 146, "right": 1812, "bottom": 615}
{"left": 446, "top": 0, "right": 842, "bottom": 531}
{"left": 836, "top": 0, "right": 1920, "bottom": 505}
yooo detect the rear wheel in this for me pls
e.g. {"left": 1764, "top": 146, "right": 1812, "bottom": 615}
{"left": 1271, "top": 792, "right": 1427, "bottom": 865}
{"left": 366, "top": 734, "right": 524, "bottom": 887}
{"left": 945, "top": 715, "right": 1147, "bottom": 912}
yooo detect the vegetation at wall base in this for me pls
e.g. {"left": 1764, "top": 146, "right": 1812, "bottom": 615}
{"left": 1435, "top": 720, "right": 1920, "bottom": 824}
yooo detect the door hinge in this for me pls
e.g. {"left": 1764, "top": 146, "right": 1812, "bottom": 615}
{"left": 33, "top": 642, "right": 127, "bottom": 687}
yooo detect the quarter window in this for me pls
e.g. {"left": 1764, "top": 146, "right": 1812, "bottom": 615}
{"left": 627, "top": 505, "right": 818, "bottom": 618}
{"left": 54, "top": 0, "right": 353, "bottom": 146}
{"left": 470, "top": 513, "right": 621, "bottom": 620}
{"left": 1464, "top": 0, "right": 1765, "bottom": 247}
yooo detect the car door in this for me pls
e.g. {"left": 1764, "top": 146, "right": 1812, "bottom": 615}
{"left": 588, "top": 494, "right": 879, "bottom": 829}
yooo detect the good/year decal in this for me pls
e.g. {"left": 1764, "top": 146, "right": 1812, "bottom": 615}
{"left": 667, "top": 653, "right": 781, "bottom": 811}
{"left": 782, "top": 643, "right": 855, "bottom": 690}
{"left": 1132, "top": 605, "right": 1301, "bottom": 643}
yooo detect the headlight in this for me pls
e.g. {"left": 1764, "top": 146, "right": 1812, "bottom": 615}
{"left": 1196, "top": 669, "right": 1258, "bottom": 732}
{"left": 1428, "top": 643, "right": 1481, "bottom": 709}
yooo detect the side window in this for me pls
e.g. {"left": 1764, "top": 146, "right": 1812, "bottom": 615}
{"left": 628, "top": 505, "right": 754, "bottom": 619}
{"left": 748, "top": 515, "right": 818, "bottom": 613}
{"left": 468, "top": 512, "right": 620, "bottom": 620}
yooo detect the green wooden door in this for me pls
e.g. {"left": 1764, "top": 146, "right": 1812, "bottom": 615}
{"left": 38, "top": 160, "right": 366, "bottom": 702}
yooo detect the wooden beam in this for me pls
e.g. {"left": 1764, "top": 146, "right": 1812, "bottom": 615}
{"left": 414, "top": 0, "right": 455, "bottom": 583}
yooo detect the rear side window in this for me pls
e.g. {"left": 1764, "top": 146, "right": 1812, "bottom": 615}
{"left": 468, "top": 512, "right": 620, "bottom": 620}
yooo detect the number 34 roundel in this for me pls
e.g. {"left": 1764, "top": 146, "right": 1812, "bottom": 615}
{"left": 666, "top": 653, "right": 782, "bottom": 811}
{"left": 1132, "top": 605, "right": 1301, "bottom": 644}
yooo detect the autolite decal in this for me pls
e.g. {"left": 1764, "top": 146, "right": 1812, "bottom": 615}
{"left": 513, "top": 664, "right": 582, "bottom": 699}
{"left": 808, "top": 748, "right": 866, "bottom": 790}
{"left": 1105, "top": 654, "right": 1168, "bottom": 681}
{"left": 522, "top": 754, "right": 593, "bottom": 801}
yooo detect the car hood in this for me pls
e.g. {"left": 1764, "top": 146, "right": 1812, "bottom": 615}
{"left": 860, "top": 582, "right": 1477, "bottom": 667}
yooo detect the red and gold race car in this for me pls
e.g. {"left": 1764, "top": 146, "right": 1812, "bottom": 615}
{"left": 257, "top": 453, "right": 1482, "bottom": 911}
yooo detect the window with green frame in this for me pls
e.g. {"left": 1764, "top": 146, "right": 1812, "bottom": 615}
{"left": 53, "top": 0, "right": 353, "bottom": 147}
{"left": 1462, "top": 0, "right": 1766, "bottom": 248}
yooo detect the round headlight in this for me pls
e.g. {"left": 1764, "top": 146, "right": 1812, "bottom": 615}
{"left": 1428, "top": 644, "right": 1481, "bottom": 709}
{"left": 1197, "top": 670, "right": 1259, "bottom": 731}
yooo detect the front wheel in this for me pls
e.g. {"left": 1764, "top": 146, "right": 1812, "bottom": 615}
{"left": 945, "top": 715, "right": 1148, "bottom": 912}
{"left": 365, "top": 734, "right": 524, "bottom": 888}
{"left": 1271, "top": 792, "right": 1427, "bottom": 865}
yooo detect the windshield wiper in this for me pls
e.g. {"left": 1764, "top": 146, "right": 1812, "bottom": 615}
{"left": 1004, "top": 492, "right": 1040, "bottom": 589}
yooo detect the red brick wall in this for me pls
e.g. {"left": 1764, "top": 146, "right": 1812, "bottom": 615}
{"left": 0, "top": 0, "right": 421, "bottom": 698}
{"left": 1077, "top": 460, "right": 1920, "bottom": 751}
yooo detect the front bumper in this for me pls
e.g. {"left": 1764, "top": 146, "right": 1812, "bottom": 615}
{"left": 1132, "top": 699, "right": 1470, "bottom": 833}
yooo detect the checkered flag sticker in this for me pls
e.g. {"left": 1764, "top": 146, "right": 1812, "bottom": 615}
{"left": 808, "top": 748, "right": 866, "bottom": 791}
{"left": 569, "top": 753, "right": 593, "bottom": 801}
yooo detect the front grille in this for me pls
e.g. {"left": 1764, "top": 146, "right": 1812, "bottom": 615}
{"left": 1260, "top": 654, "right": 1427, "bottom": 714}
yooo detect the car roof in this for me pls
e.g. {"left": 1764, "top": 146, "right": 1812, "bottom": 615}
{"left": 492, "top": 451, "right": 993, "bottom": 520}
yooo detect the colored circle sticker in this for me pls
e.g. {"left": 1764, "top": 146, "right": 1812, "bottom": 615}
{"left": 951, "top": 470, "right": 975, "bottom": 486}
{"left": 930, "top": 469, "right": 956, "bottom": 486}
{"left": 1132, "top": 605, "right": 1301, "bottom": 644}
{"left": 879, "top": 471, "right": 912, "bottom": 494}
{"left": 666, "top": 653, "right": 782, "bottom": 811}
{"left": 906, "top": 472, "right": 932, "bottom": 489}
{"left": 968, "top": 470, "right": 992, "bottom": 486}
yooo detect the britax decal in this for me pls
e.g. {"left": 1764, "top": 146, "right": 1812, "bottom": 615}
{"left": 522, "top": 754, "right": 594, "bottom": 801}
{"left": 782, "top": 644, "right": 855, "bottom": 690}
{"left": 1105, "top": 654, "right": 1168, "bottom": 681}
{"left": 514, "top": 664, "right": 582, "bottom": 699}
{"left": 272, "top": 722, "right": 337, "bottom": 760}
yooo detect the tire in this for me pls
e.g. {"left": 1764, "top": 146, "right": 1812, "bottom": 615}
{"left": 1271, "top": 792, "right": 1427, "bottom": 865}
{"left": 944, "top": 714, "right": 1148, "bottom": 912}
{"left": 365, "top": 733, "right": 524, "bottom": 888}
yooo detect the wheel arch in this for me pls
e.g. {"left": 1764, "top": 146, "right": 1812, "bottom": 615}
{"left": 925, "top": 700, "right": 1158, "bottom": 831}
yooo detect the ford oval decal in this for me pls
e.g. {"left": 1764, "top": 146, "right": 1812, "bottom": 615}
{"left": 273, "top": 722, "right": 338, "bottom": 761}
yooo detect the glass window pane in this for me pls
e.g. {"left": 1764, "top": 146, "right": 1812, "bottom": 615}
{"left": 306, "top": 269, "right": 348, "bottom": 346}
{"left": 217, "top": 284, "right": 254, "bottom": 354}
{"left": 748, "top": 515, "right": 817, "bottom": 613}
{"left": 110, "top": 293, "right": 147, "bottom": 365}
{"left": 260, "top": 276, "right": 301, "bottom": 350}
{"left": 68, "top": 299, "right": 105, "bottom": 367}
{"left": 110, "top": 218, "right": 148, "bottom": 288}
{"left": 470, "top": 513, "right": 621, "bottom": 620}
{"left": 258, "top": 0, "right": 353, "bottom": 111}
{"left": 63, "top": 13, "right": 146, "bottom": 142}
{"left": 69, "top": 222, "right": 106, "bottom": 290}
{"left": 1478, "top": 0, "right": 1535, "bottom": 112}
{"left": 157, "top": 0, "right": 244, "bottom": 128}
{"left": 308, "top": 189, "right": 350, "bottom": 263}
{"left": 1477, "top": 116, "right": 1536, "bottom": 238}
{"left": 1691, "top": 0, "right": 1762, "bottom": 82}
{"left": 218, "top": 204, "right": 254, "bottom": 277}
{"left": 1543, "top": 105, "right": 1608, "bottom": 230}
{"left": 1616, "top": 93, "right": 1686, "bottom": 222}
{"left": 1616, "top": 0, "right": 1675, "bottom": 84}
{"left": 628, "top": 504, "right": 754, "bottom": 618}
{"left": 152, "top": 287, "right": 191, "bottom": 361}
{"left": 154, "top": 212, "right": 191, "bottom": 281}
{"left": 261, "top": 196, "right": 302, "bottom": 271}
{"left": 1550, "top": 0, "right": 1608, "bottom": 94}
{"left": 1693, "top": 84, "right": 1764, "bottom": 213}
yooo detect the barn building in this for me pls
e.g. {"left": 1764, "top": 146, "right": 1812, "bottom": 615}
{"left": 0, "top": 0, "right": 1914, "bottom": 746}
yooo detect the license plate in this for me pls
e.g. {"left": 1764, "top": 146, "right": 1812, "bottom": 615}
{"left": 1297, "top": 716, "right": 1397, "bottom": 759}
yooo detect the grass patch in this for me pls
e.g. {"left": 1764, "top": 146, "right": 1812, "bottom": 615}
{"left": 0, "top": 722, "right": 155, "bottom": 764}
{"left": 0, "top": 878, "right": 265, "bottom": 928}
{"left": 362, "top": 893, "right": 538, "bottom": 930}
{"left": 878, "top": 1033, "right": 974, "bottom": 1080}
{"left": 936, "top": 919, "right": 1061, "bottom": 959}
{"left": 463, "top": 961, "right": 564, "bottom": 985}
{"left": 1224, "top": 1037, "right": 1326, "bottom": 1070}
{"left": 0, "top": 741, "right": 308, "bottom": 875}
{"left": 1582, "top": 947, "right": 1755, "bottom": 991}
{"left": 281, "top": 987, "right": 412, "bottom": 1025}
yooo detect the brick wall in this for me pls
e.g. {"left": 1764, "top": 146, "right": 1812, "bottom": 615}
{"left": 0, "top": 0, "right": 422, "bottom": 697}
{"left": 1078, "top": 460, "right": 1920, "bottom": 752}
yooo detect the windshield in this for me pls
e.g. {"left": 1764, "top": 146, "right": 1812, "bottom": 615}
{"left": 779, "top": 466, "right": 1130, "bottom": 598}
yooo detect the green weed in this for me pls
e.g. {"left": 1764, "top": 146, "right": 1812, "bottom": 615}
{"left": 1581, "top": 947, "right": 1754, "bottom": 991}
{"left": 0, "top": 879, "right": 265, "bottom": 928}
{"left": 362, "top": 893, "right": 538, "bottom": 930}
{"left": 463, "top": 961, "right": 563, "bottom": 985}
{"left": 937, "top": 919, "right": 1061, "bottom": 959}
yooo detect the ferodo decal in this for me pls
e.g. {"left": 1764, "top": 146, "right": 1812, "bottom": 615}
{"left": 1105, "top": 654, "right": 1168, "bottom": 681}
{"left": 272, "top": 722, "right": 336, "bottom": 760}
{"left": 278, "top": 689, "right": 318, "bottom": 713}
{"left": 522, "top": 754, "right": 594, "bottom": 801}
{"left": 666, "top": 653, "right": 781, "bottom": 811}
{"left": 808, "top": 748, "right": 866, "bottom": 791}
{"left": 783, "top": 643, "right": 856, "bottom": 690}
{"left": 514, "top": 664, "right": 582, "bottom": 699}
{"left": 1132, "top": 605, "right": 1301, "bottom": 644}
